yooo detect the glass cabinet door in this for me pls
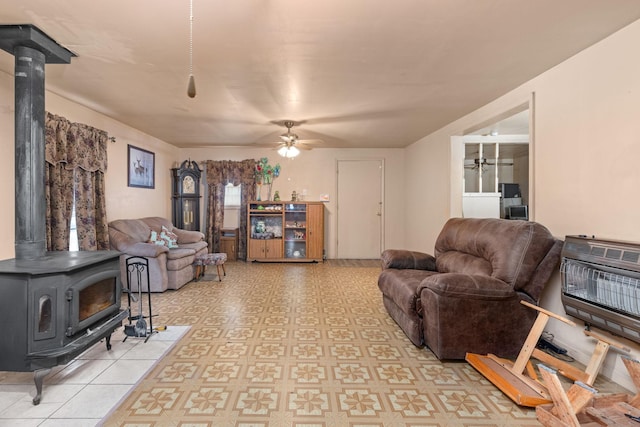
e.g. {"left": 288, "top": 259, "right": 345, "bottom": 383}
{"left": 284, "top": 203, "right": 306, "bottom": 258}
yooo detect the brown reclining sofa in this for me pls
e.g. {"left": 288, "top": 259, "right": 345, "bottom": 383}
{"left": 378, "top": 217, "right": 562, "bottom": 360}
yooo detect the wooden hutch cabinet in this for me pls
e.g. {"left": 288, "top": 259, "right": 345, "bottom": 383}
{"left": 247, "top": 201, "right": 325, "bottom": 262}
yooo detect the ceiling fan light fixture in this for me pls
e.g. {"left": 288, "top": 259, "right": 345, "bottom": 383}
{"left": 278, "top": 145, "right": 300, "bottom": 158}
{"left": 280, "top": 132, "right": 298, "bottom": 143}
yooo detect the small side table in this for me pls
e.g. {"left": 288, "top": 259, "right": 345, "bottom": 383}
{"left": 220, "top": 228, "right": 239, "bottom": 261}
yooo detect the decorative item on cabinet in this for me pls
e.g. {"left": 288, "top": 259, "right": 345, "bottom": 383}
{"left": 171, "top": 160, "right": 202, "bottom": 231}
{"left": 254, "top": 157, "right": 281, "bottom": 201}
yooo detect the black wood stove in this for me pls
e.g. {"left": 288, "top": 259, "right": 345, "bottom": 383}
{"left": 0, "top": 25, "right": 128, "bottom": 405}
{"left": 0, "top": 252, "right": 127, "bottom": 404}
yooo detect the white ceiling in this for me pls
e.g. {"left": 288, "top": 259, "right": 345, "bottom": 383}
{"left": 1, "top": 1, "right": 639, "bottom": 149}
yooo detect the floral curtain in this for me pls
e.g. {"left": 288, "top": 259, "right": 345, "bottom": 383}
{"left": 45, "top": 112, "right": 110, "bottom": 251}
{"left": 205, "top": 159, "right": 256, "bottom": 259}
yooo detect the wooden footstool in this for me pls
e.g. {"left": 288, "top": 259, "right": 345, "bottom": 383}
{"left": 194, "top": 253, "right": 227, "bottom": 282}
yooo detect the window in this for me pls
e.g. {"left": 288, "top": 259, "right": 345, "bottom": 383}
{"left": 464, "top": 143, "right": 498, "bottom": 193}
{"left": 224, "top": 183, "right": 241, "bottom": 207}
{"left": 70, "top": 195, "right": 79, "bottom": 251}
{"left": 464, "top": 143, "right": 527, "bottom": 194}
{"left": 223, "top": 183, "right": 241, "bottom": 229}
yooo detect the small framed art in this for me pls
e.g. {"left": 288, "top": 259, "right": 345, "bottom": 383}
{"left": 127, "top": 144, "right": 155, "bottom": 188}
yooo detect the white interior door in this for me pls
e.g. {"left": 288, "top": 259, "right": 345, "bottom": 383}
{"left": 337, "top": 159, "right": 383, "bottom": 259}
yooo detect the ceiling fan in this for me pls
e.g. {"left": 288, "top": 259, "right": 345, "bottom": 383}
{"left": 270, "top": 120, "right": 324, "bottom": 158}
{"left": 464, "top": 157, "right": 514, "bottom": 170}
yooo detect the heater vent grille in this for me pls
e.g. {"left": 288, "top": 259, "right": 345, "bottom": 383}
{"left": 561, "top": 235, "right": 640, "bottom": 344}
{"left": 561, "top": 259, "right": 640, "bottom": 318}
{"left": 623, "top": 251, "right": 640, "bottom": 263}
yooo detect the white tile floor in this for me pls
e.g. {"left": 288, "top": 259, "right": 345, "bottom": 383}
{"left": 0, "top": 325, "right": 188, "bottom": 427}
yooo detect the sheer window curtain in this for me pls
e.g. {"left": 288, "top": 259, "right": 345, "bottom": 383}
{"left": 45, "top": 113, "right": 110, "bottom": 251}
{"left": 205, "top": 159, "right": 256, "bottom": 259}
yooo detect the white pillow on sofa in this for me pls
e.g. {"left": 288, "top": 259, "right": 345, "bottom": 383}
{"left": 148, "top": 227, "right": 179, "bottom": 248}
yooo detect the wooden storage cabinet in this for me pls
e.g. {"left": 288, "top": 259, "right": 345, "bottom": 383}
{"left": 220, "top": 228, "right": 238, "bottom": 261}
{"left": 249, "top": 238, "right": 283, "bottom": 259}
{"left": 248, "top": 201, "right": 324, "bottom": 262}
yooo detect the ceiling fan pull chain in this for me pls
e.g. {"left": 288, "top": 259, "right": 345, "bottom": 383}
{"left": 187, "top": 0, "right": 196, "bottom": 98}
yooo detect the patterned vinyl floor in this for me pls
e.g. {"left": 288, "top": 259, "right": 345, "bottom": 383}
{"left": 103, "top": 260, "right": 625, "bottom": 426}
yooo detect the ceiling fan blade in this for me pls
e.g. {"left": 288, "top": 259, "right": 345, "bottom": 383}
{"left": 270, "top": 119, "right": 306, "bottom": 127}
{"left": 297, "top": 139, "right": 324, "bottom": 146}
{"left": 254, "top": 140, "right": 317, "bottom": 150}
{"left": 256, "top": 120, "right": 326, "bottom": 152}
{"left": 485, "top": 162, "right": 514, "bottom": 166}
{"left": 253, "top": 140, "right": 284, "bottom": 147}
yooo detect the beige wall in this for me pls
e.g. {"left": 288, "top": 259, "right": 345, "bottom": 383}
{"left": 406, "top": 19, "right": 640, "bottom": 389}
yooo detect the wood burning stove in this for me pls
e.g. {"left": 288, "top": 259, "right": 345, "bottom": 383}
{"left": 0, "top": 251, "right": 128, "bottom": 404}
{"left": 0, "top": 25, "right": 128, "bottom": 405}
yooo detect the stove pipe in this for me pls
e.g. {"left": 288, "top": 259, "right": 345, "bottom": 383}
{"left": 0, "top": 25, "right": 75, "bottom": 260}
{"left": 14, "top": 46, "right": 46, "bottom": 260}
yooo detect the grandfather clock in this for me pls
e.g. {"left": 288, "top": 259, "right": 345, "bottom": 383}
{"left": 171, "top": 160, "right": 202, "bottom": 231}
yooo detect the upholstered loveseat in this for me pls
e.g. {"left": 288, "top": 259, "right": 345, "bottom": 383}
{"left": 378, "top": 217, "right": 562, "bottom": 360}
{"left": 108, "top": 217, "right": 208, "bottom": 292}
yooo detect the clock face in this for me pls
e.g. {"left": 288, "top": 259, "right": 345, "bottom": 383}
{"left": 183, "top": 175, "right": 195, "bottom": 194}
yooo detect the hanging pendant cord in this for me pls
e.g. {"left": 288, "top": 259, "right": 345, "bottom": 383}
{"left": 189, "top": 0, "right": 193, "bottom": 76}
{"left": 187, "top": 0, "right": 196, "bottom": 97}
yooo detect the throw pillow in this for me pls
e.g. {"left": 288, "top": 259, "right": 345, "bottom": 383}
{"left": 161, "top": 225, "right": 179, "bottom": 248}
{"left": 148, "top": 230, "right": 166, "bottom": 246}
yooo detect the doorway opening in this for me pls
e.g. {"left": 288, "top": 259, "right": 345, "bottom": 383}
{"left": 457, "top": 101, "right": 533, "bottom": 220}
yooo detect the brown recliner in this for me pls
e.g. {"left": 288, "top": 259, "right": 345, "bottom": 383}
{"left": 378, "top": 217, "right": 562, "bottom": 360}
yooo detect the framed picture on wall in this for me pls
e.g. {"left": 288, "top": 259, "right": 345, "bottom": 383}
{"left": 127, "top": 144, "right": 155, "bottom": 189}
